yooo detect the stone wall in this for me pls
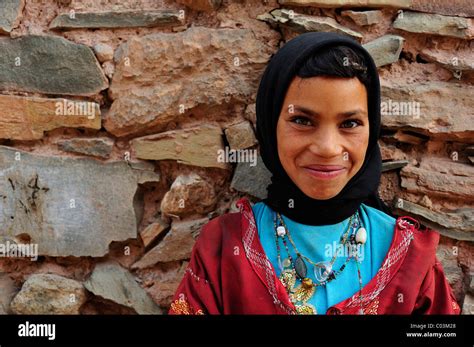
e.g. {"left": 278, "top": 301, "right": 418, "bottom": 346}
{"left": 0, "top": 0, "right": 472, "bottom": 314}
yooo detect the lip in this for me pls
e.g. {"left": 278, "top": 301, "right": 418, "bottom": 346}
{"left": 304, "top": 165, "right": 346, "bottom": 171}
{"left": 303, "top": 165, "right": 346, "bottom": 179}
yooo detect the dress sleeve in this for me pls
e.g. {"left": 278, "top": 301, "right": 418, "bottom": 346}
{"left": 413, "top": 257, "right": 461, "bottom": 314}
{"left": 168, "top": 222, "right": 222, "bottom": 315}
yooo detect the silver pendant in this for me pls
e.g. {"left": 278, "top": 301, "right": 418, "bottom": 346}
{"left": 278, "top": 257, "right": 284, "bottom": 272}
{"left": 314, "top": 261, "right": 332, "bottom": 282}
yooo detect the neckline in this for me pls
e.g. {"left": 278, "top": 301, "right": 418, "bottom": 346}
{"left": 255, "top": 201, "right": 358, "bottom": 229}
{"left": 239, "top": 197, "right": 414, "bottom": 314}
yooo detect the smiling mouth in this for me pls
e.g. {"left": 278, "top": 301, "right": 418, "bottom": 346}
{"left": 303, "top": 164, "right": 346, "bottom": 171}
{"left": 302, "top": 165, "right": 347, "bottom": 179}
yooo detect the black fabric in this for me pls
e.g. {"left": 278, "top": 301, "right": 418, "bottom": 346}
{"left": 256, "top": 32, "right": 393, "bottom": 225}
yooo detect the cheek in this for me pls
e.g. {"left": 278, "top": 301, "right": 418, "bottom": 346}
{"left": 277, "top": 122, "right": 304, "bottom": 166}
{"left": 276, "top": 123, "right": 290, "bottom": 166}
{"left": 349, "top": 132, "right": 369, "bottom": 166}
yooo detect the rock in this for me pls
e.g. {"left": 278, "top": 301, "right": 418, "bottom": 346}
{"left": 140, "top": 217, "right": 169, "bottom": 248}
{"left": 93, "top": 43, "right": 114, "bottom": 63}
{"left": 230, "top": 154, "right": 272, "bottom": 199}
{"left": 144, "top": 262, "right": 187, "bottom": 307}
{"left": 244, "top": 103, "right": 256, "bottom": 126}
{"left": 50, "top": 10, "right": 182, "bottom": 30}
{"left": 393, "top": 198, "right": 474, "bottom": 241}
{"left": 379, "top": 142, "right": 407, "bottom": 161}
{"left": 278, "top": 0, "right": 411, "bottom": 8}
{"left": 135, "top": 172, "right": 161, "bottom": 185}
{"left": 126, "top": 160, "right": 161, "bottom": 185}
{"left": 0, "top": 0, "right": 24, "bottom": 34}
{"left": 0, "top": 146, "right": 158, "bottom": 257}
{"left": 172, "top": 24, "right": 188, "bottom": 32}
{"left": 419, "top": 48, "right": 474, "bottom": 72}
{"left": 462, "top": 294, "right": 474, "bottom": 314}
{"left": 163, "top": 174, "right": 215, "bottom": 216}
{"left": 410, "top": 0, "right": 473, "bottom": 18}
{"left": 380, "top": 82, "right": 474, "bottom": 142}
{"left": 84, "top": 261, "right": 162, "bottom": 315}
{"left": 133, "top": 169, "right": 161, "bottom": 185}
{"left": 131, "top": 124, "right": 228, "bottom": 170}
{"left": 436, "top": 244, "right": 463, "bottom": 290}
{"left": 224, "top": 121, "right": 257, "bottom": 150}
{"left": 102, "top": 61, "right": 115, "bottom": 79}
{"left": 393, "top": 11, "right": 473, "bottom": 40}
{"left": 436, "top": 243, "right": 465, "bottom": 303}
{"left": 161, "top": 173, "right": 217, "bottom": 218}
{"left": 381, "top": 160, "right": 408, "bottom": 172}
{"left": 0, "top": 95, "right": 101, "bottom": 141}
{"left": 341, "top": 10, "right": 383, "bottom": 26}
{"left": 177, "top": 0, "right": 222, "bottom": 12}
{"left": 454, "top": 241, "right": 471, "bottom": 274}
{"left": 105, "top": 27, "right": 271, "bottom": 137}
{"left": 257, "top": 9, "right": 363, "bottom": 41}
{"left": 419, "top": 195, "right": 433, "bottom": 210}
{"left": 132, "top": 218, "right": 209, "bottom": 269}
{"left": 0, "top": 35, "right": 108, "bottom": 96}
{"left": 362, "top": 35, "right": 404, "bottom": 67}
{"left": 57, "top": 137, "right": 114, "bottom": 159}
{"left": 400, "top": 158, "right": 474, "bottom": 202}
{"left": 0, "top": 273, "right": 17, "bottom": 314}
{"left": 10, "top": 274, "right": 86, "bottom": 314}
{"left": 393, "top": 130, "right": 427, "bottom": 145}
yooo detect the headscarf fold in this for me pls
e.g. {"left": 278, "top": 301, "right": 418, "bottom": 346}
{"left": 256, "top": 32, "right": 392, "bottom": 226}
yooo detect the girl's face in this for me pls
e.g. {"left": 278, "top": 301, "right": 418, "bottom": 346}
{"left": 276, "top": 76, "right": 369, "bottom": 200}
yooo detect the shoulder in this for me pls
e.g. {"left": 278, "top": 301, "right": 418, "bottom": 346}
{"left": 394, "top": 215, "right": 441, "bottom": 268}
{"left": 362, "top": 203, "right": 441, "bottom": 267}
{"left": 362, "top": 203, "right": 440, "bottom": 250}
{"left": 406, "top": 218, "right": 440, "bottom": 252}
{"left": 360, "top": 203, "right": 396, "bottom": 227}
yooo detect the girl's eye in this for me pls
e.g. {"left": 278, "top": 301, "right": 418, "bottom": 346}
{"left": 290, "top": 116, "right": 312, "bottom": 127}
{"left": 289, "top": 117, "right": 363, "bottom": 128}
{"left": 341, "top": 119, "right": 363, "bottom": 129}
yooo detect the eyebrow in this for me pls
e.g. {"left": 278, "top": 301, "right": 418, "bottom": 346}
{"left": 291, "top": 105, "right": 366, "bottom": 118}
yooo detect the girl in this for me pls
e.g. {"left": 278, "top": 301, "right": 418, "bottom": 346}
{"left": 169, "top": 32, "right": 460, "bottom": 315}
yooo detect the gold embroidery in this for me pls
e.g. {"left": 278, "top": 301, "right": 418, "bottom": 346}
{"left": 170, "top": 296, "right": 205, "bottom": 315}
{"left": 279, "top": 269, "right": 318, "bottom": 314}
{"left": 364, "top": 297, "right": 379, "bottom": 315}
{"left": 452, "top": 299, "right": 459, "bottom": 312}
{"left": 295, "top": 303, "right": 316, "bottom": 315}
{"left": 280, "top": 269, "right": 296, "bottom": 290}
{"left": 170, "top": 298, "right": 191, "bottom": 314}
{"left": 291, "top": 283, "right": 316, "bottom": 303}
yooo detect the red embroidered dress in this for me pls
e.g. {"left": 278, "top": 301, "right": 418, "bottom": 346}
{"left": 169, "top": 198, "right": 461, "bottom": 315}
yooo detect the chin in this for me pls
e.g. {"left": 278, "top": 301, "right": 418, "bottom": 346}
{"left": 304, "top": 188, "right": 341, "bottom": 200}
{"left": 294, "top": 176, "right": 344, "bottom": 200}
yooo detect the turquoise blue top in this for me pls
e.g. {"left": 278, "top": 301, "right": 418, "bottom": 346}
{"left": 252, "top": 202, "right": 395, "bottom": 314}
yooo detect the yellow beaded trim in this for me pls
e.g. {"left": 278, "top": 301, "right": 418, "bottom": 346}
{"left": 170, "top": 296, "right": 204, "bottom": 315}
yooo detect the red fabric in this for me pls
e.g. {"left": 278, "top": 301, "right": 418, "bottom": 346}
{"left": 169, "top": 198, "right": 461, "bottom": 315}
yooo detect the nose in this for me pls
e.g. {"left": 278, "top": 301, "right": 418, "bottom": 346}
{"left": 308, "top": 128, "right": 344, "bottom": 159}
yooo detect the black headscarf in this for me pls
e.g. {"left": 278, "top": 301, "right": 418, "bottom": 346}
{"left": 256, "top": 32, "right": 392, "bottom": 226}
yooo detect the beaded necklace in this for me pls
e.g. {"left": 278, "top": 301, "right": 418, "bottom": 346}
{"left": 273, "top": 210, "right": 367, "bottom": 315}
